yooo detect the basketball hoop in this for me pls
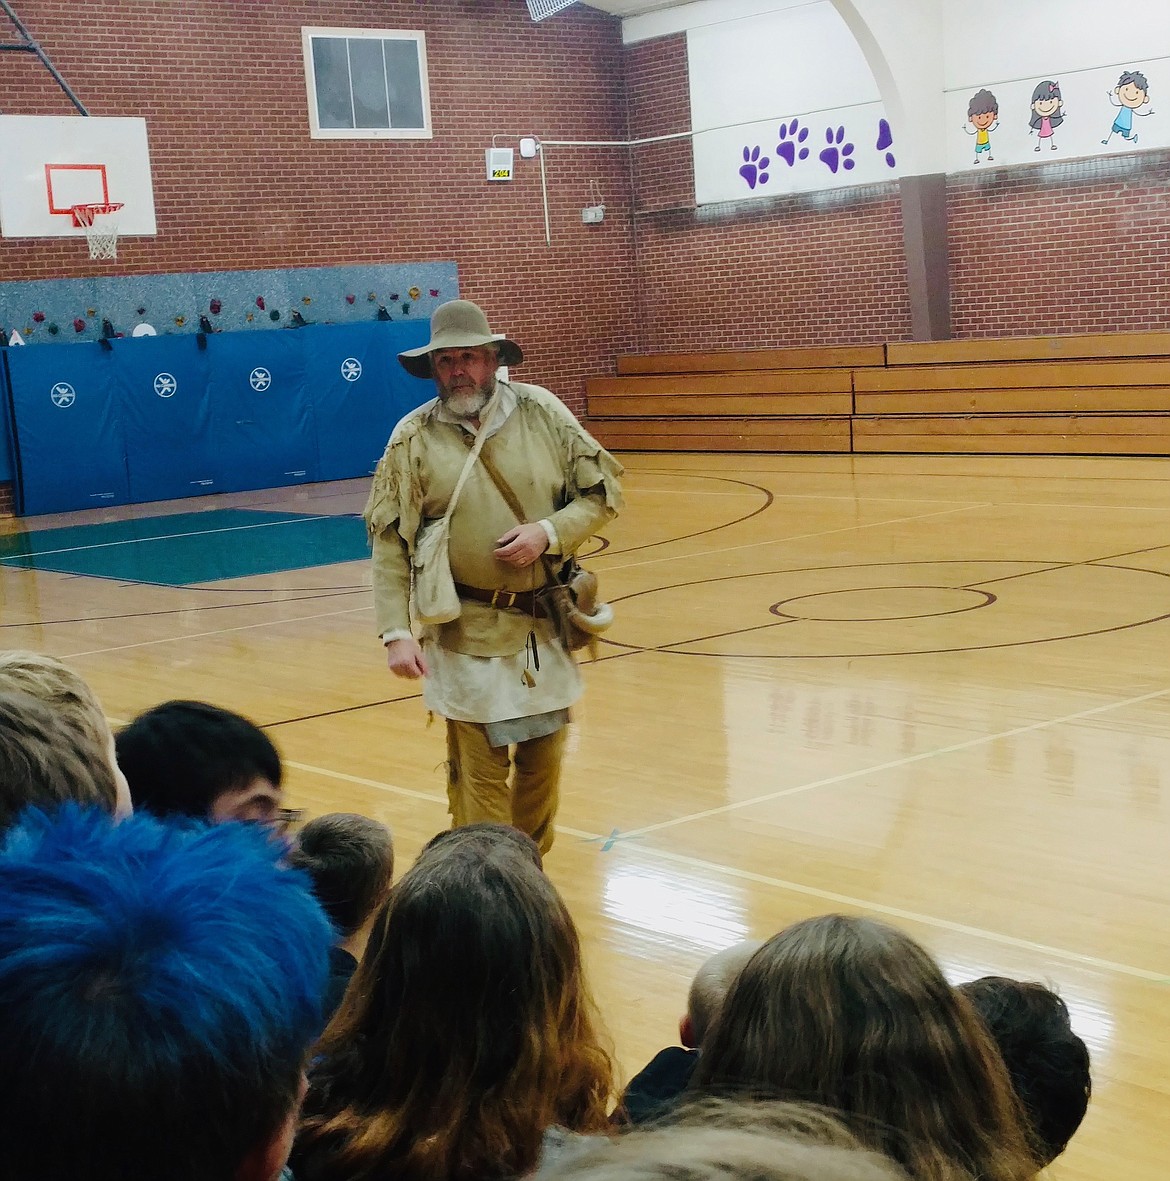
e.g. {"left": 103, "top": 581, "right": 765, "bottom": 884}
{"left": 71, "top": 201, "right": 124, "bottom": 260}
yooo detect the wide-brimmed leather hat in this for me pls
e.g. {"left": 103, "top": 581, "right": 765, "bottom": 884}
{"left": 398, "top": 299, "right": 524, "bottom": 379}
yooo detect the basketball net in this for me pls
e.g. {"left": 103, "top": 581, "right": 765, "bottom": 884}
{"left": 71, "top": 202, "right": 124, "bottom": 261}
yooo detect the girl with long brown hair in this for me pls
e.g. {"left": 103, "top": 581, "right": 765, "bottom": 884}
{"left": 292, "top": 831, "right": 614, "bottom": 1181}
{"left": 691, "top": 915, "right": 1039, "bottom": 1181}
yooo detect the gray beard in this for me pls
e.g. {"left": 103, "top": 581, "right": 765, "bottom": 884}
{"left": 441, "top": 376, "right": 495, "bottom": 420}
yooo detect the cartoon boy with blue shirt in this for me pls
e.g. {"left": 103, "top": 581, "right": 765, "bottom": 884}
{"left": 1102, "top": 71, "right": 1154, "bottom": 146}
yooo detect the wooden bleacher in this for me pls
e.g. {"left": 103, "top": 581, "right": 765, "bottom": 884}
{"left": 584, "top": 332, "right": 1170, "bottom": 456}
{"left": 587, "top": 346, "right": 877, "bottom": 453}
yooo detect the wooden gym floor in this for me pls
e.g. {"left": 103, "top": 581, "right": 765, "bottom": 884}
{"left": 2, "top": 450, "right": 1169, "bottom": 1180}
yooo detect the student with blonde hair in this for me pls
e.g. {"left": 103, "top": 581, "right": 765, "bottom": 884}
{"left": 547, "top": 1099, "right": 911, "bottom": 1181}
{"left": 693, "top": 915, "right": 1039, "bottom": 1181}
{"left": 618, "top": 939, "right": 763, "bottom": 1125}
{"left": 0, "top": 649, "right": 130, "bottom": 817}
{"left": 0, "top": 690, "right": 122, "bottom": 832}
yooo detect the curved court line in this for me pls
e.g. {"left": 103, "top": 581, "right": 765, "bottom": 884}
{"left": 598, "top": 556, "right": 1170, "bottom": 659}
{"left": 617, "top": 686, "right": 1170, "bottom": 841}
{"left": 604, "top": 503, "right": 987, "bottom": 573}
{"left": 596, "top": 475, "right": 774, "bottom": 558}
{"left": 274, "top": 755, "right": 1167, "bottom": 983}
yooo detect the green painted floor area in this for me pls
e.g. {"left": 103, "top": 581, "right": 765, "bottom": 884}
{"left": 0, "top": 509, "right": 369, "bottom": 586}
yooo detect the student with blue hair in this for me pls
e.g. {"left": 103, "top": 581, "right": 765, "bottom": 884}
{"left": 0, "top": 804, "right": 333, "bottom": 1181}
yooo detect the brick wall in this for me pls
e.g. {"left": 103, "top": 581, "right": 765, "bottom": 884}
{"left": 948, "top": 151, "right": 1170, "bottom": 337}
{"left": 622, "top": 31, "right": 913, "bottom": 351}
{"left": 0, "top": 0, "right": 641, "bottom": 412}
{"left": 626, "top": 33, "right": 694, "bottom": 215}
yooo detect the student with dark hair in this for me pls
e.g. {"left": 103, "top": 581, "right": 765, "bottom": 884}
{"left": 618, "top": 940, "right": 763, "bottom": 1125}
{"left": 692, "top": 915, "right": 1039, "bottom": 1181}
{"left": 288, "top": 812, "right": 396, "bottom": 1019}
{"left": 419, "top": 818, "right": 545, "bottom": 868}
{"left": 293, "top": 835, "right": 615, "bottom": 1181}
{"left": 0, "top": 804, "right": 332, "bottom": 1181}
{"left": 116, "top": 698, "right": 286, "bottom": 823}
{"left": 0, "top": 688, "right": 124, "bottom": 831}
{"left": 958, "top": 976, "right": 1091, "bottom": 1165}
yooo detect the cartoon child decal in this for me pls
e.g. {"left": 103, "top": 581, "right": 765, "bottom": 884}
{"left": 964, "top": 89, "right": 999, "bottom": 164}
{"left": 1029, "top": 81, "right": 1065, "bottom": 152}
{"left": 1102, "top": 71, "right": 1154, "bottom": 146}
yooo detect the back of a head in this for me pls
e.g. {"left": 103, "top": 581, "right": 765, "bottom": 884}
{"left": 0, "top": 804, "right": 331, "bottom": 1181}
{"left": 958, "top": 976, "right": 1090, "bottom": 1164}
{"left": 288, "top": 812, "right": 395, "bottom": 938}
{"left": 687, "top": 939, "right": 764, "bottom": 1046}
{"left": 0, "top": 689, "right": 119, "bottom": 832}
{"left": 301, "top": 839, "right": 612, "bottom": 1181}
{"left": 543, "top": 1100, "right": 911, "bottom": 1181}
{"left": 115, "top": 699, "right": 281, "bottom": 818}
{"left": 0, "top": 649, "right": 113, "bottom": 758}
{"left": 419, "top": 820, "right": 544, "bottom": 869}
{"left": 693, "top": 914, "right": 1037, "bottom": 1181}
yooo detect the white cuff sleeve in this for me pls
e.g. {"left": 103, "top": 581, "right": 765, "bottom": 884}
{"left": 538, "top": 518, "right": 561, "bottom": 555}
{"left": 381, "top": 628, "right": 414, "bottom": 646}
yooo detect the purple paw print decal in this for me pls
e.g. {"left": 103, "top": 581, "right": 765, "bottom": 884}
{"left": 819, "top": 125, "right": 855, "bottom": 174}
{"left": 775, "top": 119, "right": 810, "bottom": 166}
{"left": 876, "top": 118, "right": 896, "bottom": 168}
{"left": 739, "top": 144, "right": 770, "bottom": 190}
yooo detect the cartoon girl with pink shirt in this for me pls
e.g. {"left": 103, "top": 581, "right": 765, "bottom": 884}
{"left": 1029, "top": 80, "right": 1065, "bottom": 151}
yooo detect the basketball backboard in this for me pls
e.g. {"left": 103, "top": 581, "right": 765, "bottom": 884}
{"left": 0, "top": 115, "right": 157, "bottom": 238}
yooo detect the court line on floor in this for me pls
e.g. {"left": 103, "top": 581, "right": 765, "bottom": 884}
{"left": 278, "top": 756, "right": 1165, "bottom": 982}
{"left": 625, "top": 842, "right": 1169, "bottom": 982}
{"left": 283, "top": 761, "right": 449, "bottom": 807}
{"left": 603, "top": 503, "right": 990, "bottom": 573}
{"left": 0, "top": 514, "right": 336, "bottom": 560}
{"left": 617, "top": 685, "right": 1170, "bottom": 840}
{"left": 64, "top": 603, "right": 372, "bottom": 657}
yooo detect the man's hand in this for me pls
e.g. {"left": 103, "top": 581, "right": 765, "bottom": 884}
{"left": 385, "top": 637, "right": 427, "bottom": 678}
{"left": 494, "top": 523, "right": 550, "bottom": 568}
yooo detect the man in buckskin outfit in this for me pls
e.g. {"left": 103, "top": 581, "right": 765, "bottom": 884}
{"left": 365, "top": 300, "right": 623, "bottom": 853}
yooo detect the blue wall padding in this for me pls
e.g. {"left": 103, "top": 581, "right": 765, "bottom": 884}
{"left": 6, "top": 339, "right": 131, "bottom": 514}
{"left": 6, "top": 320, "right": 435, "bottom": 516}
{"left": 0, "top": 354, "right": 15, "bottom": 482}
{"left": 310, "top": 317, "right": 431, "bottom": 480}
{"left": 114, "top": 336, "right": 215, "bottom": 501}
{"left": 207, "top": 329, "right": 314, "bottom": 494}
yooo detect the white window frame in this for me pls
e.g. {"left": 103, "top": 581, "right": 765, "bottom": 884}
{"left": 301, "top": 27, "right": 432, "bottom": 140}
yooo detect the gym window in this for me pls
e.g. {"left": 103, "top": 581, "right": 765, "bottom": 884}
{"left": 302, "top": 28, "right": 432, "bottom": 140}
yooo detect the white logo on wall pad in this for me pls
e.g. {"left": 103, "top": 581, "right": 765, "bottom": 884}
{"left": 50, "top": 382, "right": 76, "bottom": 408}
{"left": 154, "top": 372, "right": 177, "bottom": 398}
{"left": 341, "top": 357, "right": 362, "bottom": 381}
{"left": 249, "top": 367, "right": 272, "bottom": 391}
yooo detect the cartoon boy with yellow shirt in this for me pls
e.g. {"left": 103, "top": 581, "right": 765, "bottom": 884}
{"left": 965, "top": 89, "right": 999, "bottom": 164}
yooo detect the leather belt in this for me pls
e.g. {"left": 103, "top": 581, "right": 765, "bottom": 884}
{"left": 454, "top": 582, "right": 550, "bottom": 618}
